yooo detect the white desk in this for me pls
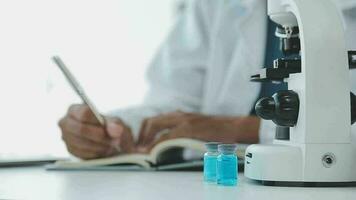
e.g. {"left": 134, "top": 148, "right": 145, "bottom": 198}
{"left": 1, "top": 166, "right": 356, "bottom": 200}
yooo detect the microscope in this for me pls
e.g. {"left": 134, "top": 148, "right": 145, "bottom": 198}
{"left": 244, "top": 0, "right": 356, "bottom": 186}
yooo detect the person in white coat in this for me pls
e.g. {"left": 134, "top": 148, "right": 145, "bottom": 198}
{"left": 58, "top": 0, "right": 356, "bottom": 159}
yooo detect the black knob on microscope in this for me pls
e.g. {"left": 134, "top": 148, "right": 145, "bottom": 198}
{"left": 255, "top": 90, "right": 299, "bottom": 127}
{"left": 255, "top": 97, "right": 275, "bottom": 120}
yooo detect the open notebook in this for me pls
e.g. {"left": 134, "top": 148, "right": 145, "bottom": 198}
{"left": 47, "top": 138, "right": 247, "bottom": 171}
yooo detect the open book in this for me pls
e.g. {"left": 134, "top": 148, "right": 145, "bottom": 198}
{"left": 47, "top": 138, "right": 247, "bottom": 171}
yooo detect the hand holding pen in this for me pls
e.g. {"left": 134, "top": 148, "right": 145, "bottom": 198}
{"left": 52, "top": 56, "right": 135, "bottom": 159}
{"left": 58, "top": 104, "right": 135, "bottom": 159}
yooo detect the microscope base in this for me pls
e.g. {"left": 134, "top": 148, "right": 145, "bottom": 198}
{"left": 244, "top": 144, "right": 356, "bottom": 187}
{"left": 258, "top": 180, "right": 356, "bottom": 187}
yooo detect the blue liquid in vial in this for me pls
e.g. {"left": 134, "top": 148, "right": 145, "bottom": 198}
{"left": 217, "top": 154, "right": 238, "bottom": 186}
{"left": 204, "top": 155, "right": 217, "bottom": 182}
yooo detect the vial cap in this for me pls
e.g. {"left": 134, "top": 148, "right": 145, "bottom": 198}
{"left": 218, "top": 144, "right": 238, "bottom": 154}
{"left": 205, "top": 142, "right": 221, "bottom": 152}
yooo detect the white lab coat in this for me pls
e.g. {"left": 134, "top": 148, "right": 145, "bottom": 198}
{"left": 110, "top": 0, "right": 356, "bottom": 144}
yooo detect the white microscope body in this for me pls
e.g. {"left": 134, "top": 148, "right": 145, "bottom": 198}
{"left": 244, "top": 0, "right": 356, "bottom": 185}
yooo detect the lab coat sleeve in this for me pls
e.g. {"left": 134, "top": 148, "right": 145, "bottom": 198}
{"left": 108, "top": 0, "right": 213, "bottom": 140}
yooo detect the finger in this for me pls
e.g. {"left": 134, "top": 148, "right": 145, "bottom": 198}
{"left": 137, "top": 112, "right": 185, "bottom": 144}
{"left": 137, "top": 118, "right": 149, "bottom": 145}
{"left": 138, "top": 116, "right": 182, "bottom": 146}
{"left": 63, "top": 134, "right": 112, "bottom": 159}
{"left": 105, "top": 118, "right": 125, "bottom": 152}
{"left": 138, "top": 114, "right": 176, "bottom": 145}
{"left": 104, "top": 117, "right": 136, "bottom": 154}
{"left": 60, "top": 116, "right": 110, "bottom": 145}
{"left": 66, "top": 144, "right": 103, "bottom": 160}
{"left": 105, "top": 118, "right": 125, "bottom": 139}
{"left": 62, "top": 131, "right": 110, "bottom": 154}
{"left": 119, "top": 130, "right": 136, "bottom": 153}
{"left": 68, "top": 104, "right": 102, "bottom": 125}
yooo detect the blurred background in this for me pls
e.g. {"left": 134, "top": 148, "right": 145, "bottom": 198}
{"left": 0, "top": 0, "right": 185, "bottom": 158}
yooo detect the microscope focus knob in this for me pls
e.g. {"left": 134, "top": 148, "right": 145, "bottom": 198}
{"left": 255, "top": 90, "right": 299, "bottom": 127}
{"left": 255, "top": 97, "right": 275, "bottom": 120}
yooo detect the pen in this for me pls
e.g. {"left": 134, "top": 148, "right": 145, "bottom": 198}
{"left": 52, "top": 56, "right": 121, "bottom": 152}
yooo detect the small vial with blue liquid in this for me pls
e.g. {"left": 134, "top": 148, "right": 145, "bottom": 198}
{"left": 217, "top": 144, "right": 238, "bottom": 186}
{"left": 204, "top": 142, "right": 220, "bottom": 183}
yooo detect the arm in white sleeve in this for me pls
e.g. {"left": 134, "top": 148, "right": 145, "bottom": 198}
{"left": 109, "top": 0, "right": 213, "bottom": 140}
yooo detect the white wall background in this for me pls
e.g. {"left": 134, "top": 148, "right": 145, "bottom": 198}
{"left": 0, "top": 0, "right": 180, "bottom": 157}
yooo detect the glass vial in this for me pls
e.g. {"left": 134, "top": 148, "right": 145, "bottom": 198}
{"left": 204, "top": 142, "right": 220, "bottom": 183}
{"left": 217, "top": 144, "right": 238, "bottom": 186}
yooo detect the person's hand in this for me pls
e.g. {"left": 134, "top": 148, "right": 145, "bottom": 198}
{"left": 137, "top": 111, "right": 260, "bottom": 152}
{"left": 58, "top": 104, "right": 135, "bottom": 159}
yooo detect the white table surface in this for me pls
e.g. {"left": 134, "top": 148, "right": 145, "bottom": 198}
{"left": 1, "top": 166, "right": 356, "bottom": 200}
